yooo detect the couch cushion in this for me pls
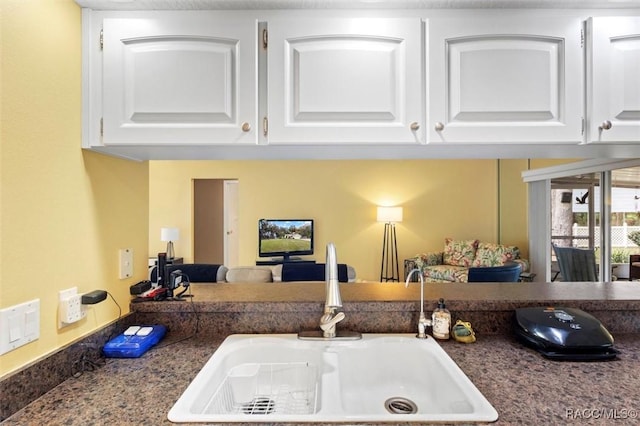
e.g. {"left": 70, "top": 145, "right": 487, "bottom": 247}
{"left": 163, "top": 264, "right": 225, "bottom": 283}
{"left": 443, "top": 238, "right": 479, "bottom": 267}
{"left": 422, "top": 264, "right": 468, "bottom": 282}
{"left": 225, "top": 267, "right": 273, "bottom": 283}
{"left": 281, "top": 263, "right": 349, "bottom": 282}
{"left": 472, "top": 243, "right": 521, "bottom": 267}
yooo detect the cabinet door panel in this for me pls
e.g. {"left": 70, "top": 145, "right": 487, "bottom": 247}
{"left": 429, "top": 18, "right": 583, "bottom": 143}
{"left": 268, "top": 18, "right": 423, "bottom": 144}
{"left": 449, "top": 37, "right": 559, "bottom": 121}
{"left": 588, "top": 17, "right": 640, "bottom": 143}
{"left": 123, "top": 38, "right": 233, "bottom": 122}
{"left": 103, "top": 16, "right": 255, "bottom": 144}
{"left": 292, "top": 39, "right": 398, "bottom": 120}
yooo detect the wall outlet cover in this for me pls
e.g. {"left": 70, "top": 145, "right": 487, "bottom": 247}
{"left": 58, "top": 287, "right": 86, "bottom": 328}
{"left": 119, "top": 248, "right": 134, "bottom": 279}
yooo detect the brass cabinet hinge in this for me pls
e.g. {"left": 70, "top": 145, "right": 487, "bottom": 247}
{"left": 100, "top": 118, "right": 104, "bottom": 136}
{"left": 263, "top": 117, "right": 268, "bottom": 136}
{"left": 100, "top": 29, "right": 104, "bottom": 50}
{"left": 262, "top": 28, "right": 268, "bottom": 50}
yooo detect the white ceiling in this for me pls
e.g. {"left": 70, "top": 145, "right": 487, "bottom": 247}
{"left": 74, "top": 0, "right": 640, "bottom": 10}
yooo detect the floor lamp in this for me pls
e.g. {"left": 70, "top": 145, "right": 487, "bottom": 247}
{"left": 377, "top": 206, "right": 403, "bottom": 282}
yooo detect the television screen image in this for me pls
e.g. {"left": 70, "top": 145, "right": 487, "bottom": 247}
{"left": 258, "top": 219, "right": 314, "bottom": 260}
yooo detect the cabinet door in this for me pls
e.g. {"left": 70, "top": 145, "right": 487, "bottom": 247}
{"left": 102, "top": 15, "right": 256, "bottom": 145}
{"left": 267, "top": 18, "right": 424, "bottom": 144}
{"left": 588, "top": 17, "right": 640, "bottom": 143}
{"left": 428, "top": 17, "right": 583, "bottom": 143}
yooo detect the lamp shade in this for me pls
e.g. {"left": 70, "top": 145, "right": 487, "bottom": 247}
{"left": 377, "top": 206, "right": 403, "bottom": 223}
{"left": 160, "top": 227, "right": 179, "bottom": 242}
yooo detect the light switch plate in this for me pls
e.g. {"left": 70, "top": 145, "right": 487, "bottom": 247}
{"left": 0, "top": 299, "right": 40, "bottom": 355}
{"left": 119, "top": 248, "right": 133, "bottom": 279}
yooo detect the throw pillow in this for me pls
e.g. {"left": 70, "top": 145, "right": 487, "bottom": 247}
{"left": 414, "top": 251, "right": 444, "bottom": 267}
{"left": 443, "top": 238, "right": 479, "bottom": 267}
{"left": 472, "top": 243, "right": 520, "bottom": 267}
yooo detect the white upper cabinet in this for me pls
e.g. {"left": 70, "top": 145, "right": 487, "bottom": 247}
{"left": 267, "top": 18, "right": 424, "bottom": 144}
{"left": 100, "top": 14, "right": 256, "bottom": 145}
{"left": 428, "top": 17, "right": 584, "bottom": 144}
{"left": 587, "top": 17, "right": 640, "bottom": 143}
{"left": 81, "top": 8, "right": 640, "bottom": 159}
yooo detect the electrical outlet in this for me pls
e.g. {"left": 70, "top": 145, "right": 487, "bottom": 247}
{"left": 58, "top": 287, "right": 86, "bottom": 328}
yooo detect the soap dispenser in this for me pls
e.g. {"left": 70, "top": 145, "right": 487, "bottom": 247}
{"left": 432, "top": 298, "right": 451, "bottom": 340}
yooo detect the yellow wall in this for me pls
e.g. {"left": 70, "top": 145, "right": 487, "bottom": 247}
{"left": 499, "top": 160, "right": 529, "bottom": 258}
{"left": 149, "top": 160, "right": 533, "bottom": 281}
{"left": 0, "top": 0, "right": 580, "bottom": 378}
{"left": 0, "top": 0, "right": 149, "bottom": 377}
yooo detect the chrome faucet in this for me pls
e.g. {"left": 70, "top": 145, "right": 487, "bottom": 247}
{"left": 298, "top": 242, "right": 361, "bottom": 340}
{"left": 405, "top": 268, "right": 430, "bottom": 339}
{"left": 319, "top": 242, "right": 344, "bottom": 337}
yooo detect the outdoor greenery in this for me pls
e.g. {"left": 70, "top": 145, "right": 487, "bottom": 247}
{"left": 574, "top": 212, "right": 640, "bottom": 226}
{"left": 629, "top": 230, "right": 640, "bottom": 247}
{"left": 594, "top": 247, "right": 635, "bottom": 263}
{"left": 611, "top": 248, "right": 631, "bottom": 264}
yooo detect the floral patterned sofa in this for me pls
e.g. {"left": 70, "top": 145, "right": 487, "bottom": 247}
{"left": 407, "top": 238, "right": 530, "bottom": 283}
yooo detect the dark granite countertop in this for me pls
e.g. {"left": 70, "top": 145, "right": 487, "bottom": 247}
{"left": 4, "top": 282, "right": 640, "bottom": 425}
{"left": 3, "top": 331, "right": 640, "bottom": 425}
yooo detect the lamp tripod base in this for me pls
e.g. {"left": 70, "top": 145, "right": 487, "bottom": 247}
{"left": 380, "top": 222, "right": 399, "bottom": 282}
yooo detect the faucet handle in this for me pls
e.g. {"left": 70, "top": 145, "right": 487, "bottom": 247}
{"left": 320, "top": 312, "right": 345, "bottom": 331}
{"left": 320, "top": 311, "right": 346, "bottom": 338}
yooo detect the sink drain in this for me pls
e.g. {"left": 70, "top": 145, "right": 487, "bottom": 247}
{"left": 241, "top": 397, "right": 275, "bottom": 415}
{"left": 384, "top": 397, "right": 418, "bottom": 415}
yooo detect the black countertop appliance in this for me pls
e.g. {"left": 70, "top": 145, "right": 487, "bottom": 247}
{"left": 513, "top": 306, "right": 618, "bottom": 361}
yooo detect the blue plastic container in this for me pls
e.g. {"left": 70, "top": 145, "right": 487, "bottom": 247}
{"left": 103, "top": 325, "right": 167, "bottom": 358}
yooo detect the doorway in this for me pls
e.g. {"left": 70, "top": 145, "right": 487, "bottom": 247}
{"left": 525, "top": 159, "right": 640, "bottom": 282}
{"left": 193, "top": 179, "right": 239, "bottom": 267}
{"left": 550, "top": 178, "right": 599, "bottom": 280}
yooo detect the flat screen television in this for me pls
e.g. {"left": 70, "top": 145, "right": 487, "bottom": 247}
{"left": 258, "top": 219, "right": 314, "bottom": 260}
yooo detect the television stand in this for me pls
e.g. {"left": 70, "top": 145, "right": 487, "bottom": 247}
{"left": 256, "top": 257, "right": 316, "bottom": 266}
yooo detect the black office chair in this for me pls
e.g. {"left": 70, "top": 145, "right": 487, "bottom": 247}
{"left": 281, "top": 263, "right": 349, "bottom": 282}
{"left": 552, "top": 245, "right": 598, "bottom": 282}
{"left": 467, "top": 262, "right": 522, "bottom": 282}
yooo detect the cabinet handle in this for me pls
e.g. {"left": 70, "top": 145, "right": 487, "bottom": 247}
{"left": 599, "top": 120, "right": 613, "bottom": 131}
{"left": 241, "top": 122, "right": 251, "bottom": 132}
{"left": 410, "top": 122, "right": 420, "bottom": 131}
{"left": 434, "top": 122, "right": 445, "bottom": 132}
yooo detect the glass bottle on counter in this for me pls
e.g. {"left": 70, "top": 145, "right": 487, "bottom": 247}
{"left": 432, "top": 298, "right": 451, "bottom": 340}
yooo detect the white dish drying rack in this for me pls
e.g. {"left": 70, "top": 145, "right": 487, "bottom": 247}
{"left": 204, "top": 362, "right": 319, "bottom": 416}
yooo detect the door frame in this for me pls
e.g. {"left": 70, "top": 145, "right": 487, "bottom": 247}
{"left": 223, "top": 180, "right": 239, "bottom": 267}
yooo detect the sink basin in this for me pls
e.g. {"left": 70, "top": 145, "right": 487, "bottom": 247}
{"left": 168, "top": 334, "right": 498, "bottom": 423}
